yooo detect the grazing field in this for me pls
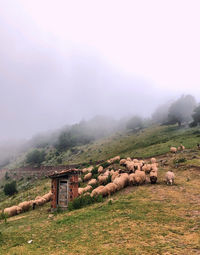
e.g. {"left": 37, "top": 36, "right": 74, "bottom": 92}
{"left": 60, "top": 125, "right": 200, "bottom": 165}
{"left": 0, "top": 126, "right": 200, "bottom": 254}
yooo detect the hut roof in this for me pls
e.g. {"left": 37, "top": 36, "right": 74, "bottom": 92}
{"left": 49, "top": 169, "right": 81, "bottom": 179}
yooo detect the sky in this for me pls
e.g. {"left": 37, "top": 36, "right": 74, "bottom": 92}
{"left": 0, "top": 0, "right": 200, "bottom": 142}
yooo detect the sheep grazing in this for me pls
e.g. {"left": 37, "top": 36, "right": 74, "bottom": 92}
{"left": 103, "top": 170, "right": 110, "bottom": 176}
{"left": 150, "top": 170, "right": 158, "bottom": 184}
{"left": 142, "top": 164, "right": 151, "bottom": 174}
{"left": 165, "top": 171, "right": 175, "bottom": 185}
{"left": 178, "top": 144, "right": 185, "bottom": 151}
{"left": 91, "top": 186, "right": 104, "bottom": 197}
{"left": 129, "top": 173, "right": 136, "bottom": 185}
{"left": 18, "top": 201, "right": 33, "bottom": 212}
{"left": 88, "top": 178, "right": 97, "bottom": 186}
{"left": 84, "top": 172, "right": 92, "bottom": 182}
{"left": 134, "top": 170, "right": 146, "bottom": 185}
{"left": 98, "top": 175, "right": 108, "bottom": 184}
{"left": 33, "top": 197, "right": 46, "bottom": 206}
{"left": 126, "top": 157, "right": 132, "bottom": 161}
{"left": 170, "top": 147, "right": 177, "bottom": 153}
{"left": 84, "top": 185, "right": 92, "bottom": 192}
{"left": 82, "top": 166, "right": 93, "bottom": 174}
{"left": 111, "top": 171, "right": 119, "bottom": 182}
{"left": 78, "top": 187, "right": 84, "bottom": 196}
{"left": 105, "top": 183, "right": 118, "bottom": 195}
{"left": 98, "top": 166, "right": 104, "bottom": 174}
{"left": 120, "top": 159, "right": 127, "bottom": 166}
{"left": 87, "top": 166, "right": 94, "bottom": 172}
{"left": 78, "top": 185, "right": 92, "bottom": 196}
{"left": 82, "top": 168, "right": 88, "bottom": 174}
{"left": 133, "top": 159, "right": 139, "bottom": 163}
{"left": 113, "top": 173, "right": 129, "bottom": 190}
{"left": 4, "top": 206, "right": 22, "bottom": 217}
{"left": 42, "top": 192, "right": 53, "bottom": 202}
{"left": 107, "top": 156, "right": 120, "bottom": 164}
{"left": 126, "top": 161, "right": 135, "bottom": 172}
{"left": 151, "top": 158, "right": 156, "bottom": 164}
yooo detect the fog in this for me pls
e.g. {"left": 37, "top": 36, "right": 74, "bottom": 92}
{"left": 0, "top": 0, "right": 200, "bottom": 143}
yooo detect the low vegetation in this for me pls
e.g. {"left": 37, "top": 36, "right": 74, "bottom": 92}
{"left": 0, "top": 124, "right": 200, "bottom": 254}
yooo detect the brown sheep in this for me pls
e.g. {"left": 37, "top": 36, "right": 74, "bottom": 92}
{"left": 105, "top": 183, "right": 118, "bottom": 195}
{"left": 4, "top": 206, "right": 22, "bottom": 217}
{"left": 84, "top": 172, "right": 92, "bottom": 182}
{"left": 98, "top": 166, "right": 104, "bottom": 174}
{"left": 113, "top": 173, "right": 129, "bottom": 190}
{"left": 98, "top": 175, "right": 108, "bottom": 184}
{"left": 111, "top": 171, "right": 119, "bottom": 182}
{"left": 134, "top": 170, "right": 146, "bottom": 185}
{"left": 42, "top": 192, "right": 53, "bottom": 202}
{"left": 99, "top": 186, "right": 109, "bottom": 197}
{"left": 129, "top": 173, "right": 136, "bottom": 185}
{"left": 151, "top": 158, "right": 156, "bottom": 164}
{"left": 170, "top": 147, "right": 177, "bottom": 153}
{"left": 120, "top": 159, "right": 127, "bottom": 166}
{"left": 91, "top": 186, "right": 104, "bottom": 197}
{"left": 126, "top": 161, "right": 135, "bottom": 172}
{"left": 103, "top": 170, "right": 110, "bottom": 176}
{"left": 88, "top": 179, "right": 97, "bottom": 186}
{"left": 78, "top": 187, "right": 84, "bottom": 196}
{"left": 34, "top": 197, "right": 46, "bottom": 206}
{"left": 18, "top": 201, "right": 33, "bottom": 212}
{"left": 107, "top": 156, "right": 120, "bottom": 164}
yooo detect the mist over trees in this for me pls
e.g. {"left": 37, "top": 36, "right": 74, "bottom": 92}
{"left": 166, "top": 95, "right": 196, "bottom": 126}
{"left": 0, "top": 94, "right": 199, "bottom": 168}
{"left": 191, "top": 104, "right": 200, "bottom": 126}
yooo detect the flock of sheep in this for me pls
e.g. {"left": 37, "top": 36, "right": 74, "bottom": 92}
{"left": 78, "top": 154, "right": 175, "bottom": 198}
{"left": 1, "top": 191, "right": 52, "bottom": 217}
{"left": 170, "top": 144, "right": 185, "bottom": 153}
{"left": 1, "top": 145, "right": 180, "bottom": 218}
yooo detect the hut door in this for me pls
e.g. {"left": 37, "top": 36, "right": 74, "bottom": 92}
{"left": 58, "top": 179, "right": 68, "bottom": 208}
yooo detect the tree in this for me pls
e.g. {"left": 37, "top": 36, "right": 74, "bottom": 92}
{"left": 126, "top": 116, "right": 144, "bottom": 131}
{"left": 26, "top": 149, "right": 46, "bottom": 166}
{"left": 152, "top": 102, "right": 172, "bottom": 124}
{"left": 167, "top": 95, "right": 196, "bottom": 127}
{"left": 4, "top": 181, "right": 18, "bottom": 196}
{"left": 191, "top": 104, "right": 200, "bottom": 126}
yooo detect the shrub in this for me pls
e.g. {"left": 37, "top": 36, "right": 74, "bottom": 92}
{"left": 173, "top": 158, "right": 187, "bottom": 165}
{"left": 4, "top": 172, "right": 9, "bottom": 180}
{"left": 101, "top": 162, "right": 110, "bottom": 169}
{"left": 26, "top": 149, "right": 46, "bottom": 166}
{"left": 68, "top": 194, "right": 103, "bottom": 211}
{"left": 3, "top": 181, "right": 18, "bottom": 196}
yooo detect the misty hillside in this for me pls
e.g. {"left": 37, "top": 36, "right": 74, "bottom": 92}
{"left": 1, "top": 93, "right": 199, "bottom": 170}
{"left": 0, "top": 123, "right": 200, "bottom": 254}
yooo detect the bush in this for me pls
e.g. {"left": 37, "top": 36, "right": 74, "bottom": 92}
{"left": 173, "top": 158, "right": 187, "bottom": 165}
{"left": 26, "top": 149, "right": 46, "bottom": 166}
{"left": 3, "top": 181, "right": 18, "bottom": 196}
{"left": 5, "top": 172, "right": 9, "bottom": 180}
{"left": 101, "top": 161, "right": 110, "bottom": 169}
{"left": 68, "top": 194, "right": 103, "bottom": 211}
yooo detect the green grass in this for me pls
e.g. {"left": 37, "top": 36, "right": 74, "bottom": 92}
{"left": 59, "top": 125, "right": 200, "bottom": 164}
{"left": 0, "top": 125, "right": 200, "bottom": 254}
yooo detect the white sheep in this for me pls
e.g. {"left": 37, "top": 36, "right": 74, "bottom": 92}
{"left": 165, "top": 171, "right": 175, "bottom": 185}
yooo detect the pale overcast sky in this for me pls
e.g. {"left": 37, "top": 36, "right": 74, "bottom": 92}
{"left": 0, "top": 0, "right": 200, "bottom": 141}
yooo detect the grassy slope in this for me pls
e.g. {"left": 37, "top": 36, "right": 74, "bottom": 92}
{"left": 0, "top": 125, "right": 200, "bottom": 255}
{"left": 61, "top": 125, "right": 200, "bottom": 164}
